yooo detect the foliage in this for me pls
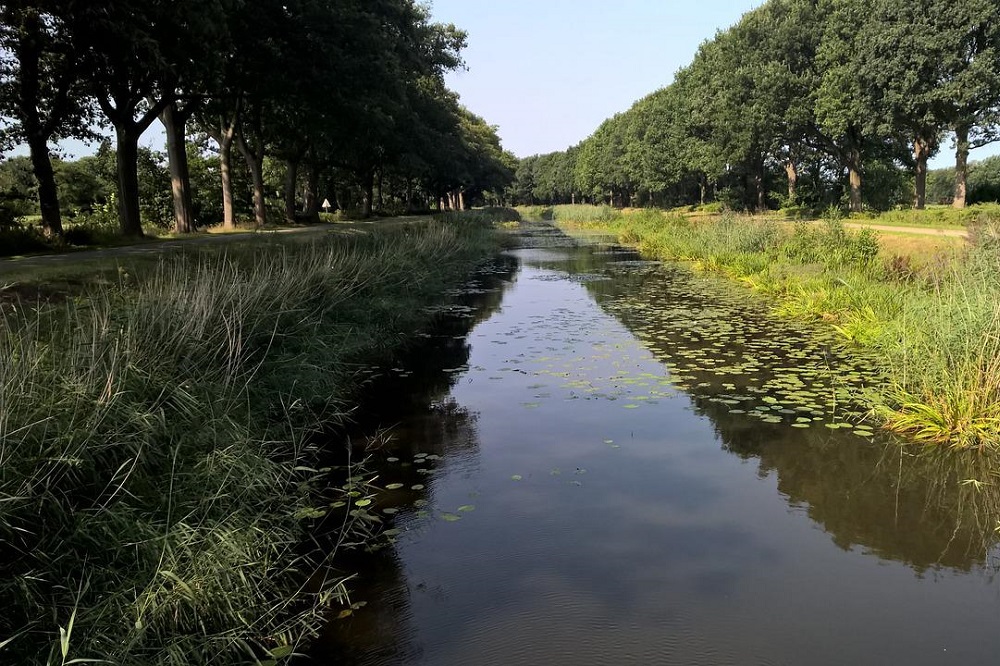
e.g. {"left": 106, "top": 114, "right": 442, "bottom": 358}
{"left": 1, "top": 1, "right": 512, "bottom": 238}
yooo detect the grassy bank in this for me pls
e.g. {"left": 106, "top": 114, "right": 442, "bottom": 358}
{"left": 530, "top": 204, "right": 1000, "bottom": 451}
{"left": 0, "top": 215, "right": 503, "bottom": 664}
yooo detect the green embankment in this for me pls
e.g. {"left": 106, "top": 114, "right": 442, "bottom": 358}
{"left": 527, "top": 204, "right": 1000, "bottom": 451}
{"left": 0, "top": 215, "right": 504, "bottom": 665}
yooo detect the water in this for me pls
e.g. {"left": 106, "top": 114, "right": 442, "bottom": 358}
{"left": 311, "top": 229, "right": 1000, "bottom": 665}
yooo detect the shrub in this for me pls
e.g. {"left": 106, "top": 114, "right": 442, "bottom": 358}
{"left": 0, "top": 222, "right": 51, "bottom": 256}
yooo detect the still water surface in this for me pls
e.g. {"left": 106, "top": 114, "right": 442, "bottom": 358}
{"left": 313, "top": 229, "right": 1000, "bottom": 665}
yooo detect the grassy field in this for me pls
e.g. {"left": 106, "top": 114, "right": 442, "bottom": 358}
{"left": 0, "top": 213, "right": 506, "bottom": 665}
{"left": 525, "top": 204, "right": 1000, "bottom": 452}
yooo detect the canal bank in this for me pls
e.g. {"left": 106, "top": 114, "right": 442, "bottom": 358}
{"left": 0, "top": 217, "right": 506, "bottom": 665}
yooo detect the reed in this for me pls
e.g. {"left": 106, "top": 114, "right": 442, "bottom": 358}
{"left": 0, "top": 217, "right": 499, "bottom": 664}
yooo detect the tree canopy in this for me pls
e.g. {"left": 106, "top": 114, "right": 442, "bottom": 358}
{"left": 1, "top": 0, "right": 514, "bottom": 238}
{"left": 510, "top": 0, "right": 1000, "bottom": 212}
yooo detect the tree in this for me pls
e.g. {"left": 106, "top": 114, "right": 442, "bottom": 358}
{"left": 936, "top": 0, "right": 1000, "bottom": 208}
{"left": 814, "top": 0, "right": 888, "bottom": 212}
{"left": 856, "top": 0, "right": 953, "bottom": 209}
{"left": 0, "top": 1, "right": 93, "bottom": 236}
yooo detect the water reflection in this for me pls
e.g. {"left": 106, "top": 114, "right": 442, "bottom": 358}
{"left": 310, "top": 229, "right": 1000, "bottom": 665}
{"left": 576, "top": 248, "right": 1000, "bottom": 573}
{"left": 309, "top": 255, "right": 517, "bottom": 663}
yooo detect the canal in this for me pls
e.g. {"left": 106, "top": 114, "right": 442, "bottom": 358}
{"left": 312, "top": 226, "right": 1000, "bottom": 665}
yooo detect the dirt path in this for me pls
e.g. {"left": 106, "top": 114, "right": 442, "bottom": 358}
{"left": 0, "top": 218, "right": 426, "bottom": 275}
{"left": 841, "top": 222, "right": 968, "bottom": 238}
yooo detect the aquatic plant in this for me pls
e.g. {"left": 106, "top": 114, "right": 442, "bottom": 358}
{"left": 547, "top": 203, "right": 1000, "bottom": 450}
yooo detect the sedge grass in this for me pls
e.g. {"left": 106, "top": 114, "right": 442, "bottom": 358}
{"left": 0, "top": 216, "right": 500, "bottom": 664}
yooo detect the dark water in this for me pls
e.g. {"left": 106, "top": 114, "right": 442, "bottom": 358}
{"left": 311, "top": 230, "right": 1000, "bottom": 666}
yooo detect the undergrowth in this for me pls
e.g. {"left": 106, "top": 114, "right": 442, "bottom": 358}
{"left": 0, "top": 217, "right": 500, "bottom": 664}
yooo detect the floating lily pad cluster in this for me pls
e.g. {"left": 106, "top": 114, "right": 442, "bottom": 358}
{"left": 593, "top": 261, "right": 886, "bottom": 431}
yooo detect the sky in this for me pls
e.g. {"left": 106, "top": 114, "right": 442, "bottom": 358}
{"left": 428, "top": 0, "right": 761, "bottom": 158}
{"left": 427, "top": 0, "right": 1000, "bottom": 168}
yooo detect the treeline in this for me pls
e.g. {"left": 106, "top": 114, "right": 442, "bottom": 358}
{"left": 511, "top": 0, "right": 1000, "bottom": 213}
{"left": 0, "top": 0, "right": 514, "bottom": 238}
{"left": 927, "top": 154, "right": 1000, "bottom": 205}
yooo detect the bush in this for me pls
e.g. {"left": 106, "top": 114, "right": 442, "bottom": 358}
{"left": 63, "top": 219, "right": 121, "bottom": 246}
{"left": 780, "top": 205, "right": 812, "bottom": 220}
{"left": 693, "top": 202, "right": 725, "bottom": 214}
{"left": 516, "top": 205, "right": 554, "bottom": 221}
{"left": 551, "top": 204, "right": 620, "bottom": 224}
{"left": 0, "top": 222, "right": 52, "bottom": 256}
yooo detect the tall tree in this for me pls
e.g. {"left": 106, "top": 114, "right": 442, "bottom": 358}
{"left": 0, "top": 1, "right": 92, "bottom": 236}
{"left": 937, "top": 0, "right": 1000, "bottom": 208}
{"left": 814, "top": 0, "right": 886, "bottom": 212}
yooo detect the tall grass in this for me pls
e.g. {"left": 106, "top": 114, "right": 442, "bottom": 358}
{"left": 0, "top": 218, "right": 499, "bottom": 664}
{"left": 435, "top": 206, "right": 521, "bottom": 226}
{"left": 858, "top": 202, "right": 1000, "bottom": 228}
{"left": 548, "top": 204, "right": 1000, "bottom": 450}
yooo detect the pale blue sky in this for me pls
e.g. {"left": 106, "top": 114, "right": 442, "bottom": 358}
{"left": 427, "top": 0, "right": 999, "bottom": 167}
{"left": 429, "top": 0, "right": 762, "bottom": 157}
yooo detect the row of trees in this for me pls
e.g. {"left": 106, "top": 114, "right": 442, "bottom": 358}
{"left": 0, "top": 0, "right": 514, "bottom": 238}
{"left": 511, "top": 0, "right": 1000, "bottom": 212}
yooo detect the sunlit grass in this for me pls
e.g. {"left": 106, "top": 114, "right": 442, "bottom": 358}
{"left": 540, "top": 203, "right": 1000, "bottom": 450}
{"left": 0, "top": 216, "right": 499, "bottom": 664}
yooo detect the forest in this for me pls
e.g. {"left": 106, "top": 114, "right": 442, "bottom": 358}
{"left": 0, "top": 0, "right": 514, "bottom": 242}
{"left": 510, "top": 0, "right": 1000, "bottom": 214}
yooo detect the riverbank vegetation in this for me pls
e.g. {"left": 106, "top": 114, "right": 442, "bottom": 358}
{"left": 536, "top": 204, "right": 1000, "bottom": 450}
{"left": 508, "top": 0, "right": 1000, "bottom": 216}
{"left": 0, "top": 217, "right": 502, "bottom": 664}
{"left": 0, "top": 0, "right": 515, "bottom": 246}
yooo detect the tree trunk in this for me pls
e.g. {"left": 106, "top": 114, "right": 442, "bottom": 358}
{"left": 699, "top": 175, "right": 707, "bottom": 206}
{"left": 161, "top": 103, "right": 195, "bottom": 234}
{"left": 304, "top": 164, "right": 320, "bottom": 219}
{"left": 847, "top": 147, "right": 863, "bottom": 213}
{"left": 784, "top": 158, "right": 798, "bottom": 205}
{"left": 26, "top": 133, "right": 63, "bottom": 237}
{"left": 458, "top": 189, "right": 466, "bottom": 211}
{"left": 912, "top": 137, "right": 931, "bottom": 210}
{"left": 753, "top": 166, "right": 766, "bottom": 212}
{"left": 115, "top": 125, "right": 144, "bottom": 237}
{"left": 284, "top": 159, "right": 298, "bottom": 224}
{"left": 16, "top": 11, "right": 63, "bottom": 237}
{"left": 361, "top": 171, "right": 374, "bottom": 218}
{"left": 219, "top": 129, "right": 236, "bottom": 230}
{"left": 953, "top": 123, "right": 970, "bottom": 209}
{"left": 207, "top": 105, "right": 241, "bottom": 230}
{"left": 237, "top": 137, "right": 266, "bottom": 227}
